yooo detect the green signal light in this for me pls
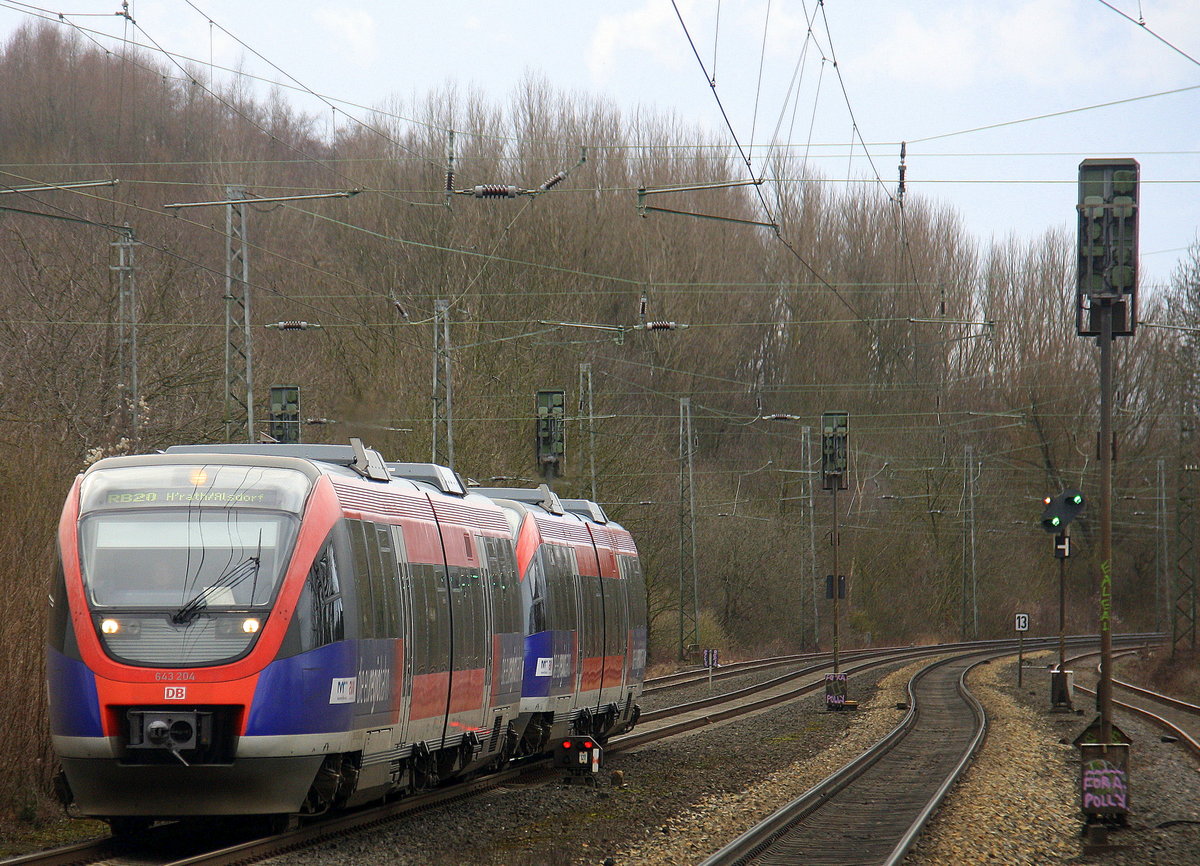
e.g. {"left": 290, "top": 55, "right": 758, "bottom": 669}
{"left": 1051, "top": 516, "right": 1061, "bottom": 526}
{"left": 1071, "top": 495, "right": 1083, "bottom": 504}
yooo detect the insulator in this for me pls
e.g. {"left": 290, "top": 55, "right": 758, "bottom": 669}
{"left": 269, "top": 321, "right": 318, "bottom": 330}
{"left": 473, "top": 184, "right": 519, "bottom": 198}
{"left": 642, "top": 321, "right": 679, "bottom": 331}
{"left": 445, "top": 170, "right": 455, "bottom": 193}
{"left": 539, "top": 171, "right": 567, "bottom": 191}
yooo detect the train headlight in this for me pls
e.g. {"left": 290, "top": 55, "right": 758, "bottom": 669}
{"left": 189, "top": 468, "right": 209, "bottom": 486}
{"left": 101, "top": 618, "right": 120, "bottom": 634}
{"left": 241, "top": 618, "right": 260, "bottom": 634}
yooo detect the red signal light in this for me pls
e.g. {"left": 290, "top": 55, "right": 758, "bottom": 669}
{"left": 583, "top": 740, "right": 593, "bottom": 749}
{"left": 562, "top": 741, "right": 572, "bottom": 750}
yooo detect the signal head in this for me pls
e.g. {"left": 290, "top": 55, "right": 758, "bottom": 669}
{"left": 1040, "top": 489, "right": 1085, "bottom": 533}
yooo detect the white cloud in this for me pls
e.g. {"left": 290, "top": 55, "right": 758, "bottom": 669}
{"left": 588, "top": 0, "right": 695, "bottom": 86}
{"left": 837, "top": 1, "right": 1198, "bottom": 95}
{"left": 312, "top": 8, "right": 378, "bottom": 69}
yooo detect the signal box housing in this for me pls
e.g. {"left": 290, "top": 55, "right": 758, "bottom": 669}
{"left": 1076, "top": 158, "right": 1138, "bottom": 337}
{"left": 553, "top": 735, "right": 602, "bottom": 784}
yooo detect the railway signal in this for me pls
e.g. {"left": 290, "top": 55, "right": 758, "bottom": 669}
{"left": 1074, "top": 157, "right": 1138, "bottom": 829}
{"left": 268, "top": 385, "right": 301, "bottom": 444}
{"left": 821, "top": 412, "right": 849, "bottom": 706}
{"left": 553, "top": 736, "right": 603, "bottom": 784}
{"left": 1040, "top": 489, "right": 1083, "bottom": 708}
{"left": 1041, "top": 489, "right": 1085, "bottom": 532}
{"left": 535, "top": 389, "right": 566, "bottom": 483}
{"left": 1076, "top": 159, "right": 1138, "bottom": 337}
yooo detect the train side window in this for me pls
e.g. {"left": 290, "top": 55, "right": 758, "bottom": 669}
{"left": 309, "top": 543, "right": 345, "bottom": 648}
{"left": 348, "top": 519, "right": 375, "bottom": 639}
{"left": 583, "top": 572, "right": 602, "bottom": 658}
{"left": 546, "top": 546, "right": 564, "bottom": 632}
{"left": 416, "top": 563, "right": 451, "bottom": 674}
{"left": 435, "top": 566, "right": 452, "bottom": 672}
{"left": 374, "top": 523, "right": 400, "bottom": 638}
{"left": 390, "top": 525, "right": 411, "bottom": 643}
{"left": 409, "top": 563, "right": 427, "bottom": 676}
{"left": 501, "top": 539, "right": 520, "bottom": 633}
{"left": 544, "top": 543, "right": 576, "bottom": 635}
{"left": 603, "top": 576, "right": 623, "bottom": 657}
{"left": 622, "top": 555, "right": 647, "bottom": 632}
{"left": 449, "top": 565, "right": 476, "bottom": 671}
{"left": 562, "top": 546, "right": 580, "bottom": 634}
{"left": 486, "top": 536, "right": 518, "bottom": 635}
{"left": 283, "top": 538, "right": 345, "bottom": 655}
{"left": 527, "top": 553, "right": 546, "bottom": 635}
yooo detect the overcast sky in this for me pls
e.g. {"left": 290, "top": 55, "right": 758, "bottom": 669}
{"left": 1, "top": 0, "right": 1197, "bottom": 289}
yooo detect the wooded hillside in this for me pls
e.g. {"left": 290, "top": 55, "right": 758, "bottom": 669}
{"left": 1, "top": 24, "right": 1195, "bottom": 817}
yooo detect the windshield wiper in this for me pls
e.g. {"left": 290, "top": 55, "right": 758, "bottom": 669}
{"left": 171, "top": 556, "right": 260, "bottom": 625}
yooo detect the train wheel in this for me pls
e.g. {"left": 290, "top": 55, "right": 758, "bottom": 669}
{"left": 302, "top": 754, "right": 346, "bottom": 815}
{"left": 264, "top": 813, "right": 300, "bottom": 834}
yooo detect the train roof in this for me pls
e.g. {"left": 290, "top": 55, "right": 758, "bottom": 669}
{"left": 161, "top": 444, "right": 477, "bottom": 498}
{"left": 471, "top": 484, "right": 564, "bottom": 515}
{"left": 559, "top": 498, "right": 609, "bottom": 524}
{"left": 164, "top": 440, "right": 392, "bottom": 482}
{"left": 385, "top": 462, "right": 468, "bottom": 496}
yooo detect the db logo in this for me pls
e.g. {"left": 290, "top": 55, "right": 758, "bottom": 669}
{"left": 164, "top": 686, "right": 187, "bottom": 700}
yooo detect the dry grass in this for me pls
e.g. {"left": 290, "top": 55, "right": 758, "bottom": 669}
{"left": 0, "top": 454, "right": 71, "bottom": 826}
{"left": 1119, "top": 648, "right": 1200, "bottom": 703}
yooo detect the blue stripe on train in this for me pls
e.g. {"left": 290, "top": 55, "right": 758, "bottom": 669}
{"left": 522, "top": 631, "right": 552, "bottom": 697}
{"left": 46, "top": 648, "right": 102, "bottom": 737}
{"left": 244, "top": 641, "right": 357, "bottom": 736}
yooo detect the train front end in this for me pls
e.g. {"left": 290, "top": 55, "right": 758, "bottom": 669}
{"left": 48, "top": 454, "right": 333, "bottom": 822}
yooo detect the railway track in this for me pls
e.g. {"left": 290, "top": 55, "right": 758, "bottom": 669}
{"left": 1064, "top": 650, "right": 1200, "bottom": 757}
{"left": 4, "top": 635, "right": 1160, "bottom": 866}
{"left": 697, "top": 635, "right": 1157, "bottom": 866}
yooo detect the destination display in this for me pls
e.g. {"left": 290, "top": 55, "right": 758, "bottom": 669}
{"left": 81, "top": 464, "right": 312, "bottom": 515}
{"left": 100, "top": 488, "right": 279, "bottom": 507}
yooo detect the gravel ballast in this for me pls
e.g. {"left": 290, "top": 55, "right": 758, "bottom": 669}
{"left": 9, "top": 650, "right": 1199, "bottom": 864}
{"left": 264, "top": 651, "right": 1200, "bottom": 865}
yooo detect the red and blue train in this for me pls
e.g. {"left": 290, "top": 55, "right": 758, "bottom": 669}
{"left": 48, "top": 440, "right": 646, "bottom": 832}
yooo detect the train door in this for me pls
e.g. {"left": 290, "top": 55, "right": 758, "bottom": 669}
{"left": 575, "top": 535, "right": 606, "bottom": 711}
{"left": 402, "top": 519, "right": 452, "bottom": 752}
{"left": 567, "top": 545, "right": 592, "bottom": 707}
{"left": 622, "top": 555, "right": 648, "bottom": 683}
{"left": 484, "top": 535, "right": 522, "bottom": 711}
{"left": 473, "top": 533, "right": 495, "bottom": 715}
{"left": 346, "top": 520, "right": 402, "bottom": 725}
{"left": 546, "top": 543, "right": 578, "bottom": 705}
{"left": 444, "top": 528, "right": 488, "bottom": 741}
{"left": 389, "top": 524, "right": 413, "bottom": 747}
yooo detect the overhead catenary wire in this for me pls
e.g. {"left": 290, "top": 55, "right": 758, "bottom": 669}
{"left": 1093, "top": 0, "right": 1200, "bottom": 70}
{"left": 665, "top": 0, "right": 894, "bottom": 357}
{"left": 0, "top": 9, "right": 1187, "bottom": 548}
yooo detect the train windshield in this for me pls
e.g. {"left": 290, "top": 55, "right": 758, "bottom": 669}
{"left": 78, "top": 464, "right": 308, "bottom": 609}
